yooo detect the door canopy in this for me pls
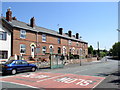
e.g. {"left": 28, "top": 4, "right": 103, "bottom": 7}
{"left": 30, "top": 43, "right": 36, "bottom": 47}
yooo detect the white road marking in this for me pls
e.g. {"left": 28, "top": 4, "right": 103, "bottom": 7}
{"left": 91, "top": 78, "right": 105, "bottom": 89}
{"left": 37, "top": 74, "right": 67, "bottom": 82}
{"left": 1, "top": 81, "right": 38, "bottom": 88}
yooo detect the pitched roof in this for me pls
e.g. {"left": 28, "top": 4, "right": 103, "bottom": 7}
{"left": 2, "top": 17, "right": 88, "bottom": 44}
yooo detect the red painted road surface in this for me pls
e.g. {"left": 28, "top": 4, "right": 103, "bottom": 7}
{"left": 1, "top": 72, "right": 105, "bottom": 89}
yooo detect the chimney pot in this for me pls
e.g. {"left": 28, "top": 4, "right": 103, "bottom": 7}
{"left": 59, "top": 28, "right": 63, "bottom": 35}
{"left": 76, "top": 33, "right": 79, "bottom": 39}
{"left": 12, "top": 17, "right": 17, "bottom": 20}
{"left": 68, "top": 30, "right": 72, "bottom": 37}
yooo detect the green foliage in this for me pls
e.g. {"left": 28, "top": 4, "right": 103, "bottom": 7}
{"left": 111, "top": 42, "right": 120, "bottom": 59}
{"left": 93, "top": 50, "right": 97, "bottom": 56}
{"left": 88, "top": 45, "right": 93, "bottom": 54}
{"left": 100, "top": 52, "right": 107, "bottom": 57}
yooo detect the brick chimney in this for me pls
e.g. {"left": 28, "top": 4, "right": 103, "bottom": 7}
{"left": 76, "top": 33, "right": 79, "bottom": 39}
{"left": 30, "top": 17, "right": 35, "bottom": 28}
{"left": 59, "top": 28, "right": 63, "bottom": 35}
{"left": 6, "top": 9, "right": 12, "bottom": 22}
{"left": 68, "top": 30, "right": 72, "bottom": 37}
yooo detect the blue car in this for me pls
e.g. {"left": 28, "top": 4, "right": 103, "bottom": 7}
{"left": 0, "top": 60, "right": 37, "bottom": 75}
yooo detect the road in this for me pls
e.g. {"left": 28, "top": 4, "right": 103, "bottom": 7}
{"left": 0, "top": 58, "right": 119, "bottom": 89}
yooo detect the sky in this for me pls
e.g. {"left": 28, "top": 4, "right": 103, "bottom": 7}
{"left": 2, "top": 2, "right": 118, "bottom": 50}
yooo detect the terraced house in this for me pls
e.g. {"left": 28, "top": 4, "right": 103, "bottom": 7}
{"left": 1, "top": 9, "right": 88, "bottom": 61}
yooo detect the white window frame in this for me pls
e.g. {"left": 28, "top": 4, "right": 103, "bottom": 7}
{"left": 76, "top": 42, "right": 79, "bottom": 46}
{"left": 20, "top": 30, "right": 26, "bottom": 39}
{"left": 20, "top": 44, "right": 26, "bottom": 54}
{"left": 42, "top": 46, "right": 46, "bottom": 54}
{"left": 42, "top": 34, "right": 46, "bottom": 42}
{"left": 69, "top": 40, "right": 72, "bottom": 45}
{"left": 0, "top": 31, "right": 7, "bottom": 40}
{"left": 58, "top": 38, "right": 61, "bottom": 44}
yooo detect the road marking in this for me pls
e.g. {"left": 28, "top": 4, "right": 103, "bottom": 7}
{"left": 1, "top": 81, "right": 38, "bottom": 89}
{"left": 91, "top": 77, "right": 105, "bottom": 89}
{"left": 37, "top": 74, "right": 66, "bottom": 82}
{"left": 1, "top": 72, "right": 105, "bottom": 88}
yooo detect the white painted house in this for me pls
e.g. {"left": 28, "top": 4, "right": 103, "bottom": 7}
{"left": 0, "top": 24, "right": 11, "bottom": 61}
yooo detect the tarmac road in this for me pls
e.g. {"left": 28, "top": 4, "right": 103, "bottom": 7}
{"left": 0, "top": 57, "right": 119, "bottom": 90}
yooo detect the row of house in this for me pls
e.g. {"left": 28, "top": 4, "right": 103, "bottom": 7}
{"left": 0, "top": 9, "right": 88, "bottom": 61}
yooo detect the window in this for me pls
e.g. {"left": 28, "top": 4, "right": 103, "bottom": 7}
{"left": 42, "top": 34, "right": 46, "bottom": 42}
{"left": 58, "top": 47, "right": 61, "bottom": 54}
{"left": 0, "top": 32, "right": 7, "bottom": 40}
{"left": 69, "top": 40, "right": 72, "bottom": 45}
{"left": 76, "top": 42, "right": 79, "bottom": 46}
{"left": 0, "top": 51, "right": 8, "bottom": 59}
{"left": 42, "top": 46, "right": 46, "bottom": 54}
{"left": 15, "top": 61, "right": 22, "bottom": 65}
{"left": 5, "top": 60, "right": 14, "bottom": 64}
{"left": 20, "top": 44, "right": 26, "bottom": 54}
{"left": 20, "top": 30, "right": 26, "bottom": 39}
{"left": 58, "top": 38, "right": 61, "bottom": 44}
{"left": 22, "top": 60, "right": 28, "bottom": 64}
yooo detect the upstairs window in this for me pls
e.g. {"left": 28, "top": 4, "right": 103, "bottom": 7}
{"left": 42, "top": 34, "right": 46, "bottom": 42}
{"left": 69, "top": 40, "right": 72, "bottom": 45}
{"left": 58, "top": 38, "right": 61, "bottom": 44}
{"left": 76, "top": 42, "right": 79, "bottom": 46}
{"left": 20, "top": 44, "right": 26, "bottom": 54}
{"left": 20, "top": 30, "right": 26, "bottom": 39}
{"left": 0, "top": 32, "right": 7, "bottom": 40}
{"left": 42, "top": 46, "right": 46, "bottom": 54}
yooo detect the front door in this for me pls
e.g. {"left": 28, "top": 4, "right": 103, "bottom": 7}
{"left": 31, "top": 45, "right": 35, "bottom": 58}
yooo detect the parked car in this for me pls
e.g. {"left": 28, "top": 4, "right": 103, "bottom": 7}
{"left": 0, "top": 60, "right": 37, "bottom": 75}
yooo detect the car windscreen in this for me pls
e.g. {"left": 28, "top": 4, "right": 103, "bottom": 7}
{"left": 5, "top": 60, "right": 14, "bottom": 64}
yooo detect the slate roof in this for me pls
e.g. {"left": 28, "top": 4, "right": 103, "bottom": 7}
{"left": 2, "top": 17, "right": 88, "bottom": 44}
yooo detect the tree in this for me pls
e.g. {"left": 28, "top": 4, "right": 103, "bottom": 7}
{"left": 111, "top": 42, "right": 120, "bottom": 59}
{"left": 88, "top": 45, "right": 93, "bottom": 55}
{"left": 93, "top": 50, "right": 97, "bottom": 56}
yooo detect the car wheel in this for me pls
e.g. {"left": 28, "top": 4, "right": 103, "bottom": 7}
{"left": 11, "top": 69, "right": 17, "bottom": 75}
{"left": 31, "top": 67, "right": 36, "bottom": 72}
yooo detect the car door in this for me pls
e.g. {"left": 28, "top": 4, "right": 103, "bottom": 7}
{"left": 21, "top": 60, "right": 31, "bottom": 71}
{"left": 14, "top": 60, "right": 24, "bottom": 71}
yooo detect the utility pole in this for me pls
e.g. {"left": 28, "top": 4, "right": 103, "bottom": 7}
{"left": 97, "top": 41, "right": 100, "bottom": 59}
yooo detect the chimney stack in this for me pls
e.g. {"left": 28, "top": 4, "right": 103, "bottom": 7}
{"left": 76, "top": 33, "right": 79, "bottom": 39}
{"left": 30, "top": 17, "right": 35, "bottom": 28}
{"left": 59, "top": 28, "right": 63, "bottom": 35}
{"left": 68, "top": 30, "right": 72, "bottom": 37}
{"left": 6, "top": 9, "right": 12, "bottom": 22}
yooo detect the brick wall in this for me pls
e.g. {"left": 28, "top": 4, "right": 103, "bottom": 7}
{"left": 12, "top": 28, "right": 88, "bottom": 60}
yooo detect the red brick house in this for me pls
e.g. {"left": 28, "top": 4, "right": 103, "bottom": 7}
{"left": 1, "top": 9, "right": 88, "bottom": 60}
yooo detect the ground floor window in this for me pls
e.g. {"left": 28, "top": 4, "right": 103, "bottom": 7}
{"left": 0, "top": 51, "right": 8, "bottom": 59}
{"left": 20, "top": 44, "right": 26, "bottom": 54}
{"left": 42, "top": 46, "right": 46, "bottom": 54}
